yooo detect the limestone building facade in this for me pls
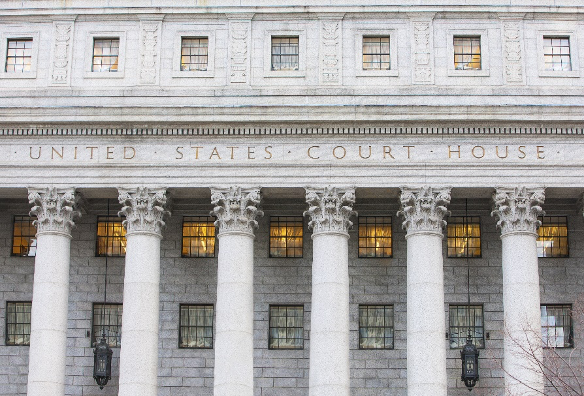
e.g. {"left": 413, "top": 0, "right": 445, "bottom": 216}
{"left": 0, "top": 1, "right": 583, "bottom": 396}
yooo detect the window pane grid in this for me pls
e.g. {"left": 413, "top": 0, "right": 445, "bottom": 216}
{"left": 6, "top": 302, "right": 31, "bottom": 346}
{"left": 269, "top": 306, "right": 304, "bottom": 349}
{"left": 180, "top": 37, "right": 209, "bottom": 71}
{"left": 454, "top": 36, "right": 481, "bottom": 70}
{"left": 182, "top": 216, "right": 216, "bottom": 258}
{"left": 271, "top": 37, "right": 299, "bottom": 71}
{"left": 92, "top": 303, "right": 123, "bottom": 347}
{"left": 541, "top": 305, "right": 573, "bottom": 348}
{"left": 544, "top": 37, "right": 571, "bottom": 71}
{"left": 92, "top": 39, "right": 119, "bottom": 72}
{"left": 447, "top": 217, "right": 481, "bottom": 258}
{"left": 537, "top": 216, "right": 569, "bottom": 258}
{"left": 358, "top": 217, "right": 392, "bottom": 258}
{"left": 5, "top": 39, "right": 32, "bottom": 73}
{"left": 269, "top": 216, "right": 303, "bottom": 258}
{"left": 96, "top": 216, "right": 126, "bottom": 257}
{"left": 362, "top": 36, "right": 390, "bottom": 70}
{"left": 12, "top": 215, "right": 37, "bottom": 257}
{"left": 359, "top": 305, "right": 394, "bottom": 349}
{"left": 449, "top": 305, "right": 485, "bottom": 348}
{"left": 179, "top": 304, "right": 213, "bottom": 348}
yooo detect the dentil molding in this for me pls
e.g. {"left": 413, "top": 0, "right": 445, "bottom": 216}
{"left": 210, "top": 186, "right": 263, "bottom": 235}
{"left": 118, "top": 187, "right": 170, "bottom": 236}
{"left": 304, "top": 186, "right": 356, "bottom": 235}
{"left": 398, "top": 186, "right": 451, "bottom": 236}
{"left": 28, "top": 187, "right": 81, "bottom": 236}
{"left": 491, "top": 186, "right": 545, "bottom": 236}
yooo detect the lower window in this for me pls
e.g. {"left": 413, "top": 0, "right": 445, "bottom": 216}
{"left": 269, "top": 305, "right": 304, "bottom": 349}
{"left": 541, "top": 304, "right": 573, "bottom": 348}
{"left": 179, "top": 304, "right": 214, "bottom": 348}
{"left": 92, "top": 303, "right": 123, "bottom": 347}
{"left": 6, "top": 301, "right": 31, "bottom": 346}
{"left": 359, "top": 305, "right": 394, "bottom": 349}
{"left": 449, "top": 305, "right": 485, "bottom": 348}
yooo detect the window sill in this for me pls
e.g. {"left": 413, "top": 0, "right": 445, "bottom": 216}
{"left": 171, "top": 70, "right": 214, "bottom": 78}
{"left": 538, "top": 70, "right": 580, "bottom": 78}
{"left": 0, "top": 72, "right": 37, "bottom": 79}
{"left": 84, "top": 71, "right": 125, "bottom": 79}
{"left": 448, "top": 69, "right": 490, "bottom": 77}
{"left": 264, "top": 70, "right": 305, "bottom": 78}
{"left": 356, "top": 70, "right": 399, "bottom": 78}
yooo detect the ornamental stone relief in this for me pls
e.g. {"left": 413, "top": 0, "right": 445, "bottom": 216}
{"left": 304, "top": 186, "right": 356, "bottom": 235}
{"left": 139, "top": 22, "right": 161, "bottom": 85}
{"left": 210, "top": 186, "right": 263, "bottom": 234}
{"left": 320, "top": 20, "right": 341, "bottom": 84}
{"left": 229, "top": 21, "right": 250, "bottom": 84}
{"left": 28, "top": 187, "right": 81, "bottom": 235}
{"left": 492, "top": 186, "right": 545, "bottom": 235}
{"left": 50, "top": 22, "right": 73, "bottom": 85}
{"left": 398, "top": 186, "right": 451, "bottom": 235}
{"left": 502, "top": 20, "right": 525, "bottom": 84}
{"left": 118, "top": 187, "right": 169, "bottom": 236}
{"left": 411, "top": 19, "right": 434, "bottom": 84}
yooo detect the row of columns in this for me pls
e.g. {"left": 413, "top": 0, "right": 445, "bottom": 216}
{"left": 24, "top": 185, "right": 545, "bottom": 396}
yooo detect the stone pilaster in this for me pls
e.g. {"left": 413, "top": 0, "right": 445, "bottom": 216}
{"left": 211, "top": 186, "right": 262, "bottom": 396}
{"left": 118, "top": 187, "right": 169, "bottom": 396}
{"left": 138, "top": 17, "right": 163, "bottom": 85}
{"left": 305, "top": 186, "right": 355, "bottom": 396}
{"left": 499, "top": 14, "right": 526, "bottom": 85}
{"left": 50, "top": 20, "right": 75, "bottom": 86}
{"left": 26, "top": 187, "right": 80, "bottom": 396}
{"left": 228, "top": 15, "right": 253, "bottom": 85}
{"left": 409, "top": 14, "right": 435, "bottom": 85}
{"left": 492, "top": 186, "right": 545, "bottom": 396}
{"left": 319, "top": 15, "right": 344, "bottom": 85}
{"left": 398, "top": 186, "right": 450, "bottom": 396}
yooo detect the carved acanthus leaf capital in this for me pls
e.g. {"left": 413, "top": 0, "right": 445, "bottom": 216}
{"left": 304, "top": 186, "right": 356, "bottom": 235}
{"left": 28, "top": 187, "right": 81, "bottom": 236}
{"left": 210, "top": 187, "right": 263, "bottom": 235}
{"left": 491, "top": 186, "right": 545, "bottom": 236}
{"left": 398, "top": 186, "right": 451, "bottom": 235}
{"left": 118, "top": 187, "right": 170, "bottom": 236}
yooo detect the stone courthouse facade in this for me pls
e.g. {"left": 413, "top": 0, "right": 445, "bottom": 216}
{"left": 0, "top": 1, "right": 583, "bottom": 396}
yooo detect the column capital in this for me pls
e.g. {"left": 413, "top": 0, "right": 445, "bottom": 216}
{"left": 118, "top": 187, "right": 170, "bottom": 237}
{"left": 304, "top": 186, "right": 356, "bottom": 236}
{"left": 398, "top": 186, "right": 451, "bottom": 236}
{"left": 28, "top": 187, "right": 81, "bottom": 237}
{"left": 492, "top": 186, "right": 545, "bottom": 236}
{"left": 210, "top": 186, "right": 263, "bottom": 236}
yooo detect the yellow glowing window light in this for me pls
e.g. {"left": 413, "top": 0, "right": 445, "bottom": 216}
{"left": 12, "top": 215, "right": 37, "bottom": 257}
{"left": 358, "top": 217, "right": 392, "bottom": 258}
{"left": 447, "top": 217, "right": 481, "bottom": 258}
{"left": 96, "top": 216, "right": 126, "bottom": 257}
{"left": 537, "top": 216, "right": 568, "bottom": 258}
{"left": 454, "top": 36, "right": 481, "bottom": 70}
{"left": 182, "top": 216, "right": 216, "bottom": 258}
{"left": 269, "top": 216, "right": 303, "bottom": 258}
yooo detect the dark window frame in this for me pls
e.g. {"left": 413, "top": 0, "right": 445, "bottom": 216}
{"left": 180, "top": 36, "right": 209, "bottom": 71}
{"left": 358, "top": 304, "right": 395, "bottom": 350}
{"left": 11, "top": 215, "right": 37, "bottom": 257}
{"left": 95, "top": 215, "right": 126, "bottom": 257}
{"left": 178, "top": 304, "right": 214, "bottom": 349}
{"left": 543, "top": 36, "right": 572, "bottom": 72}
{"left": 453, "top": 36, "right": 482, "bottom": 70}
{"left": 447, "top": 216, "right": 482, "bottom": 258}
{"left": 541, "top": 304, "right": 574, "bottom": 348}
{"left": 5, "top": 38, "right": 33, "bottom": 73}
{"left": 449, "top": 304, "right": 485, "bottom": 349}
{"left": 271, "top": 36, "right": 300, "bottom": 71}
{"left": 362, "top": 36, "right": 391, "bottom": 70}
{"left": 92, "top": 37, "right": 120, "bottom": 72}
{"left": 5, "top": 301, "right": 32, "bottom": 346}
{"left": 537, "top": 216, "right": 569, "bottom": 258}
{"left": 269, "top": 216, "right": 304, "bottom": 258}
{"left": 91, "top": 302, "right": 123, "bottom": 348}
{"left": 358, "top": 216, "right": 393, "bottom": 258}
{"left": 268, "top": 304, "right": 304, "bottom": 350}
{"left": 181, "top": 216, "right": 217, "bottom": 258}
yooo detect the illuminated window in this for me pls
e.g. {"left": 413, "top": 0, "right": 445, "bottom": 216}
{"left": 541, "top": 305, "right": 573, "bottom": 348}
{"left": 359, "top": 305, "right": 394, "bottom": 349}
{"left": 271, "top": 36, "right": 299, "bottom": 71}
{"left": 96, "top": 216, "right": 126, "bottom": 257}
{"left": 269, "top": 305, "right": 304, "bottom": 349}
{"left": 182, "top": 216, "right": 216, "bottom": 258}
{"left": 180, "top": 37, "right": 208, "bottom": 71}
{"left": 5, "top": 39, "right": 33, "bottom": 73}
{"left": 544, "top": 37, "right": 571, "bottom": 71}
{"left": 12, "top": 215, "right": 36, "bottom": 257}
{"left": 447, "top": 216, "right": 481, "bottom": 258}
{"left": 454, "top": 36, "right": 481, "bottom": 70}
{"left": 92, "top": 38, "right": 119, "bottom": 72}
{"left": 269, "top": 216, "right": 303, "bottom": 258}
{"left": 362, "top": 36, "right": 390, "bottom": 70}
{"left": 449, "top": 305, "right": 484, "bottom": 349}
{"left": 537, "top": 216, "right": 568, "bottom": 258}
{"left": 5, "top": 302, "right": 31, "bottom": 346}
{"left": 92, "top": 303, "right": 122, "bottom": 347}
{"left": 179, "top": 304, "right": 213, "bottom": 348}
{"left": 358, "top": 217, "right": 392, "bottom": 258}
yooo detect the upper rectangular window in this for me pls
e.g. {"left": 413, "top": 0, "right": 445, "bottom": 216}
{"left": 182, "top": 216, "right": 216, "bottom": 258}
{"left": 359, "top": 305, "right": 394, "bottom": 349}
{"left": 269, "top": 216, "right": 303, "bottom": 258}
{"left": 179, "top": 304, "right": 214, "bottom": 348}
{"left": 96, "top": 216, "right": 126, "bottom": 257}
{"left": 454, "top": 36, "right": 481, "bottom": 70}
{"left": 12, "top": 215, "right": 36, "bottom": 257}
{"left": 180, "top": 37, "right": 208, "bottom": 71}
{"left": 447, "top": 216, "right": 481, "bottom": 258}
{"left": 358, "top": 217, "right": 392, "bottom": 258}
{"left": 543, "top": 37, "right": 571, "bottom": 71}
{"left": 6, "top": 302, "right": 31, "bottom": 346}
{"left": 269, "top": 305, "right": 304, "bottom": 349}
{"left": 541, "top": 305, "right": 573, "bottom": 348}
{"left": 271, "top": 36, "right": 299, "bottom": 71}
{"left": 449, "top": 305, "right": 485, "bottom": 349}
{"left": 537, "top": 216, "right": 568, "bottom": 258}
{"left": 5, "top": 39, "right": 32, "bottom": 73}
{"left": 92, "top": 38, "right": 119, "bottom": 72}
{"left": 362, "top": 36, "right": 390, "bottom": 70}
{"left": 92, "top": 303, "right": 123, "bottom": 347}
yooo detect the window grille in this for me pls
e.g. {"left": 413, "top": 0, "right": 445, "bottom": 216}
{"left": 362, "top": 36, "right": 390, "bottom": 70}
{"left": 271, "top": 37, "right": 299, "bottom": 71}
{"left": 269, "top": 305, "right": 304, "bottom": 349}
{"left": 447, "top": 217, "right": 481, "bottom": 258}
{"left": 359, "top": 305, "right": 394, "bottom": 349}
{"left": 358, "top": 217, "right": 392, "bottom": 258}
{"left": 537, "top": 216, "right": 569, "bottom": 258}
{"left": 541, "top": 305, "right": 573, "bottom": 348}
{"left": 454, "top": 36, "right": 481, "bottom": 70}
{"left": 96, "top": 216, "right": 126, "bottom": 257}
{"left": 269, "top": 216, "right": 303, "bottom": 258}
{"left": 179, "top": 304, "right": 214, "bottom": 348}
{"left": 5, "top": 302, "right": 31, "bottom": 346}
{"left": 92, "top": 38, "right": 119, "bottom": 72}
{"left": 180, "top": 37, "right": 209, "bottom": 71}
{"left": 544, "top": 37, "right": 571, "bottom": 71}
{"left": 182, "top": 216, "right": 216, "bottom": 258}
{"left": 449, "top": 305, "right": 485, "bottom": 349}
{"left": 92, "top": 303, "right": 123, "bottom": 347}
{"left": 12, "top": 215, "right": 36, "bottom": 257}
{"left": 5, "top": 39, "right": 32, "bottom": 73}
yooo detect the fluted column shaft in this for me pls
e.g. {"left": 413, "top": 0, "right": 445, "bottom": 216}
{"left": 398, "top": 186, "right": 451, "bottom": 396}
{"left": 27, "top": 187, "right": 80, "bottom": 396}
{"left": 118, "top": 188, "right": 169, "bottom": 396}
{"left": 305, "top": 187, "right": 356, "bottom": 396}
{"left": 492, "top": 186, "right": 545, "bottom": 396}
{"left": 211, "top": 187, "right": 263, "bottom": 396}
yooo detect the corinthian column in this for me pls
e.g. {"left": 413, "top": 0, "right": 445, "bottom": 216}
{"left": 304, "top": 186, "right": 356, "bottom": 396}
{"left": 211, "top": 187, "right": 263, "bottom": 396}
{"left": 117, "top": 187, "right": 169, "bottom": 396}
{"left": 492, "top": 186, "right": 545, "bottom": 396}
{"left": 27, "top": 187, "right": 81, "bottom": 396}
{"left": 398, "top": 186, "right": 451, "bottom": 396}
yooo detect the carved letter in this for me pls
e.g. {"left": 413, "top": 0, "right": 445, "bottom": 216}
{"left": 308, "top": 146, "right": 320, "bottom": 159}
{"left": 86, "top": 147, "right": 97, "bottom": 159}
{"left": 209, "top": 147, "right": 222, "bottom": 160}
{"left": 176, "top": 147, "right": 184, "bottom": 160}
{"left": 472, "top": 146, "right": 485, "bottom": 159}
{"left": 537, "top": 146, "right": 545, "bottom": 159}
{"left": 190, "top": 146, "right": 202, "bottom": 160}
{"left": 359, "top": 146, "right": 372, "bottom": 159}
{"left": 496, "top": 146, "right": 508, "bottom": 159}
{"left": 518, "top": 146, "right": 526, "bottom": 159}
{"left": 52, "top": 147, "right": 64, "bottom": 160}
{"left": 30, "top": 147, "right": 41, "bottom": 160}
{"left": 264, "top": 146, "right": 273, "bottom": 159}
{"left": 448, "top": 145, "right": 461, "bottom": 159}
{"left": 404, "top": 146, "right": 415, "bottom": 159}
{"left": 383, "top": 146, "right": 395, "bottom": 159}
{"left": 106, "top": 147, "right": 114, "bottom": 160}
{"left": 227, "top": 146, "right": 239, "bottom": 159}
{"left": 333, "top": 146, "right": 346, "bottom": 159}
{"left": 124, "top": 147, "right": 135, "bottom": 160}
{"left": 247, "top": 147, "right": 255, "bottom": 160}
